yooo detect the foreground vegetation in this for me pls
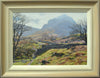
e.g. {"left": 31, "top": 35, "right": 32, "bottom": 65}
{"left": 13, "top": 59, "right": 31, "bottom": 65}
{"left": 31, "top": 45, "right": 87, "bottom": 65}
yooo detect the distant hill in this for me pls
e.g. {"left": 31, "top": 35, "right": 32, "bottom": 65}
{"left": 22, "top": 26, "right": 40, "bottom": 36}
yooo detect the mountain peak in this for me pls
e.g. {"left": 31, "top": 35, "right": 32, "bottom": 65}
{"left": 41, "top": 14, "right": 76, "bottom": 37}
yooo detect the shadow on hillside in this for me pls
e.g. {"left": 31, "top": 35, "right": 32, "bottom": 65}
{"left": 35, "top": 43, "right": 86, "bottom": 56}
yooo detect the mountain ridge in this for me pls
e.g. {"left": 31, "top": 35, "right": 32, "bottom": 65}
{"left": 23, "top": 14, "right": 76, "bottom": 38}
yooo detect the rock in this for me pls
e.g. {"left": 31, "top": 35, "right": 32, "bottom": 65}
{"left": 52, "top": 52, "right": 64, "bottom": 57}
{"left": 41, "top": 60, "right": 49, "bottom": 65}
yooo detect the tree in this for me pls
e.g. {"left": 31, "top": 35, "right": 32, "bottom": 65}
{"left": 41, "top": 30, "right": 57, "bottom": 41}
{"left": 13, "top": 13, "right": 27, "bottom": 60}
{"left": 70, "top": 19, "right": 87, "bottom": 44}
{"left": 41, "top": 32, "right": 49, "bottom": 40}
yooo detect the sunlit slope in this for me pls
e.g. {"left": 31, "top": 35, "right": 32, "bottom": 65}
{"left": 31, "top": 45, "right": 87, "bottom": 65}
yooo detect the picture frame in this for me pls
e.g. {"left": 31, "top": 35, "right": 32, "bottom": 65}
{"left": 0, "top": 0, "right": 99, "bottom": 77}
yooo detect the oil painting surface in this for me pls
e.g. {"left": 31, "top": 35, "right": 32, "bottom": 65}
{"left": 13, "top": 13, "right": 87, "bottom": 65}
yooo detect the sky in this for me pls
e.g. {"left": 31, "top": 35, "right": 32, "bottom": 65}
{"left": 18, "top": 13, "right": 87, "bottom": 29}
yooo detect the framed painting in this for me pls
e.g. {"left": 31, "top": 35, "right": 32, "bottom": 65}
{"left": 0, "top": 0, "right": 99, "bottom": 77}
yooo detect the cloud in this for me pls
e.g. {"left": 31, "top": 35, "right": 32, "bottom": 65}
{"left": 20, "top": 13, "right": 87, "bottom": 29}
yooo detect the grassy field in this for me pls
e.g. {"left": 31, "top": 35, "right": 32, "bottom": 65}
{"left": 31, "top": 45, "right": 87, "bottom": 65}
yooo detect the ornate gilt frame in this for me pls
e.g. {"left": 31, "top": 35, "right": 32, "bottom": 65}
{"left": 0, "top": 0, "right": 99, "bottom": 77}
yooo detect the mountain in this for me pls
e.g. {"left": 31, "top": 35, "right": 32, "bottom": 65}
{"left": 24, "top": 14, "right": 76, "bottom": 38}
{"left": 22, "top": 26, "right": 40, "bottom": 36}
{"left": 41, "top": 14, "right": 76, "bottom": 37}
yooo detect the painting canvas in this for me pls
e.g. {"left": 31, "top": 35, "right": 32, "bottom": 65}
{"left": 13, "top": 13, "right": 87, "bottom": 65}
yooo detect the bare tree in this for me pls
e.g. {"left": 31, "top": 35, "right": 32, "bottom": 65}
{"left": 49, "top": 34, "right": 57, "bottom": 41}
{"left": 70, "top": 19, "right": 87, "bottom": 44}
{"left": 42, "top": 32, "right": 49, "bottom": 40}
{"left": 13, "top": 13, "right": 27, "bottom": 60}
{"left": 41, "top": 30, "right": 57, "bottom": 41}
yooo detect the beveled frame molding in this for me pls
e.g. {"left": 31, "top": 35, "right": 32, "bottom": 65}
{"left": 0, "top": 0, "right": 99, "bottom": 77}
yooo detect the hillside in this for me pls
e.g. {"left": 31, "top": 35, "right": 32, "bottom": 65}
{"left": 22, "top": 26, "right": 40, "bottom": 36}
{"left": 31, "top": 45, "right": 87, "bottom": 65}
{"left": 13, "top": 34, "right": 87, "bottom": 65}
